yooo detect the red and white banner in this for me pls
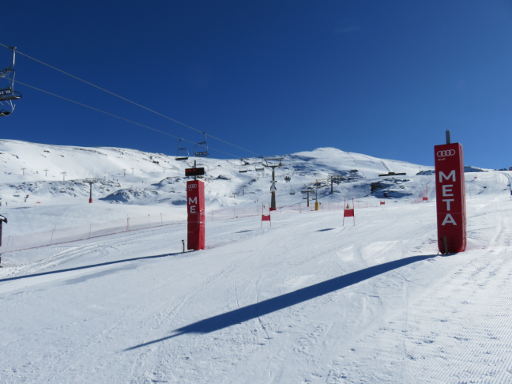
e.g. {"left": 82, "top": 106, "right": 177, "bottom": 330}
{"left": 434, "top": 143, "right": 466, "bottom": 253}
{"left": 187, "top": 180, "right": 205, "bottom": 250}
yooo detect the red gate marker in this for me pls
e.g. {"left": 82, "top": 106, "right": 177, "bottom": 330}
{"left": 434, "top": 140, "right": 466, "bottom": 254}
{"left": 261, "top": 203, "right": 272, "bottom": 228}
{"left": 186, "top": 180, "right": 205, "bottom": 250}
{"left": 343, "top": 200, "right": 355, "bottom": 226}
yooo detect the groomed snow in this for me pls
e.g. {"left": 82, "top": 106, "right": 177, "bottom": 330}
{"left": 1, "top": 140, "right": 511, "bottom": 383}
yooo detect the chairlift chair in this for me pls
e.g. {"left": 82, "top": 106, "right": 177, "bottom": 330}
{"left": 175, "top": 138, "right": 189, "bottom": 161}
{"left": 0, "top": 47, "right": 22, "bottom": 117}
{"left": 378, "top": 171, "right": 406, "bottom": 177}
{"left": 239, "top": 161, "right": 250, "bottom": 173}
{"left": 194, "top": 132, "right": 209, "bottom": 157}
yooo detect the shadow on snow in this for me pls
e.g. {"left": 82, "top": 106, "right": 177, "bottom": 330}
{"left": 125, "top": 254, "right": 434, "bottom": 351}
{"left": 0, "top": 251, "right": 184, "bottom": 283}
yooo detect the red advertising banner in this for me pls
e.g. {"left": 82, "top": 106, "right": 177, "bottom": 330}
{"left": 186, "top": 180, "right": 205, "bottom": 250}
{"left": 434, "top": 143, "right": 466, "bottom": 254}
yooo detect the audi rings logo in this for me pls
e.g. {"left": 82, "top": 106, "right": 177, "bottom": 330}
{"left": 436, "top": 149, "right": 456, "bottom": 158}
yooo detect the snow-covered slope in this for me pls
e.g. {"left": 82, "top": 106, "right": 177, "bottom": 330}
{"left": 0, "top": 139, "right": 431, "bottom": 207}
{"left": 1, "top": 139, "right": 512, "bottom": 383}
{"left": 1, "top": 188, "right": 512, "bottom": 383}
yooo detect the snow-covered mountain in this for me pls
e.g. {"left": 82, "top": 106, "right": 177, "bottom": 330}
{"left": 0, "top": 139, "right": 433, "bottom": 207}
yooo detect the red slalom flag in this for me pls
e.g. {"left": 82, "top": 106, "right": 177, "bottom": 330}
{"left": 343, "top": 200, "right": 356, "bottom": 226}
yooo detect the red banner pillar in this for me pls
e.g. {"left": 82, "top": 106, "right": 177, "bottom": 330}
{"left": 434, "top": 143, "right": 466, "bottom": 254}
{"left": 187, "top": 180, "right": 205, "bottom": 250}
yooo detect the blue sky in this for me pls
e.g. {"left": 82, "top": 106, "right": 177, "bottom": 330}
{"left": 2, "top": 0, "right": 512, "bottom": 168}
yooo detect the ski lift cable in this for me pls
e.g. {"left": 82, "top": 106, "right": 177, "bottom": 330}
{"left": 0, "top": 42, "right": 259, "bottom": 157}
{"left": 13, "top": 78, "right": 240, "bottom": 158}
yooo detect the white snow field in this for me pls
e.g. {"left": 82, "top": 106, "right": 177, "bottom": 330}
{"left": 0, "top": 139, "right": 512, "bottom": 383}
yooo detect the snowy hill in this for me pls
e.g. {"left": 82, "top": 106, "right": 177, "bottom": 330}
{"left": 1, "top": 139, "right": 512, "bottom": 383}
{"left": 0, "top": 139, "right": 431, "bottom": 207}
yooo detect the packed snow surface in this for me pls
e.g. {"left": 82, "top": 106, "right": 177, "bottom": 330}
{"left": 0, "top": 139, "right": 511, "bottom": 383}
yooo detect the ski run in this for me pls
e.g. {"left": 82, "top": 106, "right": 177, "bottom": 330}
{"left": 0, "top": 139, "right": 511, "bottom": 383}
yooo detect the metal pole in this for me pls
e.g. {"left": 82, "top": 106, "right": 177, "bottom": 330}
{"left": 445, "top": 130, "right": 451, "bottom": 145}
{"left": 270, "top": 166, "right": 276, "bottom": 210}
{"left": 0, "top": 217, "right": 6, "bottom": 266}
{"left": 352, "top": 198, "right": 355, "bottom": 226}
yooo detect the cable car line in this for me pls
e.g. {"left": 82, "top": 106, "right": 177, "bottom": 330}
{"left": 14, "top": 78, "right": 240, "bottom": 158}
{"left": 0, "top": 42, "right": 259, "bottom": 157}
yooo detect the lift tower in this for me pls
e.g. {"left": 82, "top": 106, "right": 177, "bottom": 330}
{"left": 263, "top": 158, "right": 283, "bottom": 211}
